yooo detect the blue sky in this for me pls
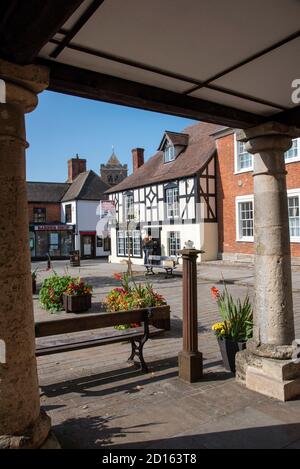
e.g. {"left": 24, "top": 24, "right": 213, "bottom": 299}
{"left": 25, "top": 91, "right": 196, "bottom": 182}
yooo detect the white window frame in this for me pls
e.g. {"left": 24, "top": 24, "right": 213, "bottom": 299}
{"left": 124, "top": 193, "right": 134, "bottom": 220}
{"left": 166, "top": 187, "right": 179, "bottom": 219}
{"left": 117, "top": 230, "right": 125, "bottom": 256}
{"left": 285, "top": 138, "right": 300, "bottom": 164}
{"left": 168, "top": 231, "right": 181, "bottom": 256}
{"left": 117, "top": 230, "right": 141, "bottom": 257}
{"left": 234, "top": 133, "right": 253, "bottom": 174}
{"left": 164, "top": 144, "right": 175, "bottom": 163}
{"left": 288, "top": 189, "right": 300, "bottom": 242}
{"left": 236, "top": 195, "right": 254, "bottom": 242}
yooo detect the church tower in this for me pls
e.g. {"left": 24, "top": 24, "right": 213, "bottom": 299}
{"left": 100, "top": 149, "right": 128, "bottom": 186}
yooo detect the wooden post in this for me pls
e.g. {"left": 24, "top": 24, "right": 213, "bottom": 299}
{"left": 178, "top": 248, "right": 203, "bottom": 382}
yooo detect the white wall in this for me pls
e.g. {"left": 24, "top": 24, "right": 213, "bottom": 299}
{"left": 66, "top": 200, "right": 109, "bottom": 257}
{"left": 108, "top": 221, "right": 218, "bottom": 265}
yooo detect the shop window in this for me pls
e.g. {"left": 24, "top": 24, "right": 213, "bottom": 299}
{"left": 33, "top": 207, "right": 46, "bottom": 223}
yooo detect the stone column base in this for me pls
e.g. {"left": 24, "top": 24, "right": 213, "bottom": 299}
{"left": 178, "top": 351, "right": 203, "bottom": 383}
{"left": 236, "top": 350, "right": 300, "bottom": 401}
{"left": 0, "top": 410, "right": 51, "bottom": 449}
{"left": 40, "top": 431, "right": 61, "bottom": 449}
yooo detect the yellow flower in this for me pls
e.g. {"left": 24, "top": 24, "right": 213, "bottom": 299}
{"left": 212, "top": 322, "right": 225, "bottom": 331}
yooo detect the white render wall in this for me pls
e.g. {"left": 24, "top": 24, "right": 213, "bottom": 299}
{"left": 108, "top": 221, "right": 218, "bottom": 265}
{"left": 108, "top": 174, "right": 218, "bottom": 264}
{"left": 61, "top": 200, "right": 110, "bottom": 257}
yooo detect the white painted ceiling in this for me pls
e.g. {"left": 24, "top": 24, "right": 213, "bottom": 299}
{"left": 39, "top": 0, "right": 300, "bottom": 117}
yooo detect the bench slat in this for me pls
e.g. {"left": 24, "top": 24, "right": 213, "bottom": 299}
{"left": 36, "top": 326, "right": 164, "bottom": 356}
{"left": 35, "top": 306, "right": 170, "bottom": 338}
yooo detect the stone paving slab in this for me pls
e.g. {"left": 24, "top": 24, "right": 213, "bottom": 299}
{"left": 33, "top": 259, "right": 300, "bottom": 449}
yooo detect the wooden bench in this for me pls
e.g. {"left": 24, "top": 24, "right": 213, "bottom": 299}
{"left": 35, "top": 306, "right": 170, "bottom": 373}
{"left": 145, "top": 255, "right": 178, "bottom": 278}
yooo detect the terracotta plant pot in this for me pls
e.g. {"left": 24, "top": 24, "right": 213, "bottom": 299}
{"left": 63, "top": 293, "right": 92, "bottom": 313}
{"left": 217, "top": 337, "right": 246, "bottom": 373}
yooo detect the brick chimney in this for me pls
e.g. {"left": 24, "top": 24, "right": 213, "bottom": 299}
{"left": 132, "top": 148, "right": 144, "bottom": 173}
{"left": 67, "top": 154, "right": 86, "bottom": 182}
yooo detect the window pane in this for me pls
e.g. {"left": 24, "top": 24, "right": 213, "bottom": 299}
{"left": 65, "top": 204, "right": 72, "bottom": 223}
{"left": 164, "top": 145, "right": 175, "bottom": 163}
{"left": 166, "top": 187, "right": 179, "bottom": 218}
{"left": 132, "top": 230, "right": 141, "bottom": 257}
{"left": 125, "top": 194, "right": 134, "bottom": 220}
{"left": 33, "top": 207, "right": 46, "bottom": 223}
{"left": 61, "top": 231, "right": 73, "bottom": 256}
{"left": 239, "top": 201, "right": 253, "bottom": 239}
{"left": 285, "top": 139, "right": 298, "bottom": 161}
{"left": 117, "top": 231, "right": 125, "bottom": 255}
{"left": 288, "top": 196, "right": 300, "bottom": 237}
{"left": 238, "top": 141, "right": 252, "bottom": 170}
{"left": 168, "top": 231, "right": 180, "bottom": 256}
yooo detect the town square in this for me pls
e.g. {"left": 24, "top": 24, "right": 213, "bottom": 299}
{"left": 1, "top": 0, "right": 300, "bottom": 454}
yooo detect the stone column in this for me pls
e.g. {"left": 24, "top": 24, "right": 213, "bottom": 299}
{"left": 236, "top": 122, "right": 300, "bottom": 401}
{"left": 0, "top": 59, "right": 51, "bottom": 448}
{"left": 178, "top": 248, "right": 203, "bottom": 382}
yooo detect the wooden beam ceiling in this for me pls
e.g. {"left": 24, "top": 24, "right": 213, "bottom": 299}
{"left": 0, "top": 0, "right": 85, "bottom": 64}
{"left": 38, "top": 58, "right": 265, "bottom": 129}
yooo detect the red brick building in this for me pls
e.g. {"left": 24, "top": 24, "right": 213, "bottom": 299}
{"left": 215, "top": 128, "right": 300, "bottom": 262}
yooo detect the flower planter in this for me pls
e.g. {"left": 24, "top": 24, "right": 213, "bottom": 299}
{"left": 107, "top": 304, "right": 171, "bottom": 331}
{"left": 148, "top": 304, "right": 171, "bottom": 331}
{"left": 32, "top": 278, "right": 37, "bottom": 294}
{"left": 217, "top": 337, "right": 246, "bottom": 373}
{"left": 63, "top": 293, "right": 92, "bottom": 313}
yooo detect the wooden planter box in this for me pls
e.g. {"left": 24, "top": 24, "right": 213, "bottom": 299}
{"left": 148, "top": 305, "right": 171, "bottom": 331}
{"left": 63, "top": 293, "right": 92, "bottom": 313}
{"left": 108, "top": 304, "right": 171, "bottom": 331}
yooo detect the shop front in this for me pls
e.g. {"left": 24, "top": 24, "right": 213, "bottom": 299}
{"left": 30, "top": 223, "right": 75, "bottom": 260}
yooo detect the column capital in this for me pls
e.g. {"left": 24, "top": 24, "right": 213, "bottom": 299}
{"left": 236, "top": 121, "right": 300, "bottom": 143}
{"left": 236, "top": 122, "right": 300, "bottom": 156}
{"left": 0, "top": 59, "right": 49, "bottom": 112}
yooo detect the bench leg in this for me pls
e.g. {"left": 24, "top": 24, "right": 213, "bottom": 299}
{"left": 165, "top": 269, "right": 173, "bottom": 279}
{"left": 128, "top": 339, "right": 149, "bottom": 373}
{"left": 145, "top": 266, "right": 154, "bottom": 276}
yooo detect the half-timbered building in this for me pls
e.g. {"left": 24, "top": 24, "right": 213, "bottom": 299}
{"left": 106, "top": 122, "right": 222, "bottom": 264}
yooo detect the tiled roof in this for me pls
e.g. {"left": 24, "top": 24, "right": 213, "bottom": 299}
{"left": 157, "top": 130, "right": 189, "bottom": 150}
{"left": 106, "top": 122, "right": 224, "bottom": 193}
{"left": 61, "top": 170, "right": 110, "bottom": 202}
{"left": 27, "top": 182, "right": 70, "bottom": 202}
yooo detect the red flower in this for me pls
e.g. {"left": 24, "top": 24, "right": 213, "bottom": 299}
{"left": 114, "top": 273, "right": 122, "bottom": 281}
{"left": 130, "top": 322, "right": 141, "bottom": 328}
{"left": 211, "top": 287, "right": 220, "bottom": 300}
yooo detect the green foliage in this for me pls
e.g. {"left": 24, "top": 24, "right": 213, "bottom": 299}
{"left": 211, "top": 283, "right": 253, "bottom": 342}
{"left": 39, "top": 274, "right": 73, "bottom": 312}
{"left": 107, "top": 274, "right": 166, "bottom": 329}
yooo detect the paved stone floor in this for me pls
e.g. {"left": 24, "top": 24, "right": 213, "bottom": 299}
{"left": 33, "top": 259, "right": 300, "bottom": 449}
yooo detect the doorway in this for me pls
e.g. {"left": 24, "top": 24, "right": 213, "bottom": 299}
{"left": 147, "top": 227, "right": 162, "bottom": 256}
{"left": 81, "top": 234, "right": 95, "bottom": 258}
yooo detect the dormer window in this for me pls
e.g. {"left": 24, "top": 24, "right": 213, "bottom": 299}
{"left": 164, "top": 144, "right": 175, "bottom": 163}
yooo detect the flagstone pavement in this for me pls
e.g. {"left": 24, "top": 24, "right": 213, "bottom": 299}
{"left": 33, "top": 259, "right": 300, "bottom": 449}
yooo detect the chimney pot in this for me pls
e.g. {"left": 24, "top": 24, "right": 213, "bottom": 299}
{"left": 132, "top": 148, "right": 144, "bottom": 173}
{"left": 68, "top": 156, "right": 86, "bottom": 182}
